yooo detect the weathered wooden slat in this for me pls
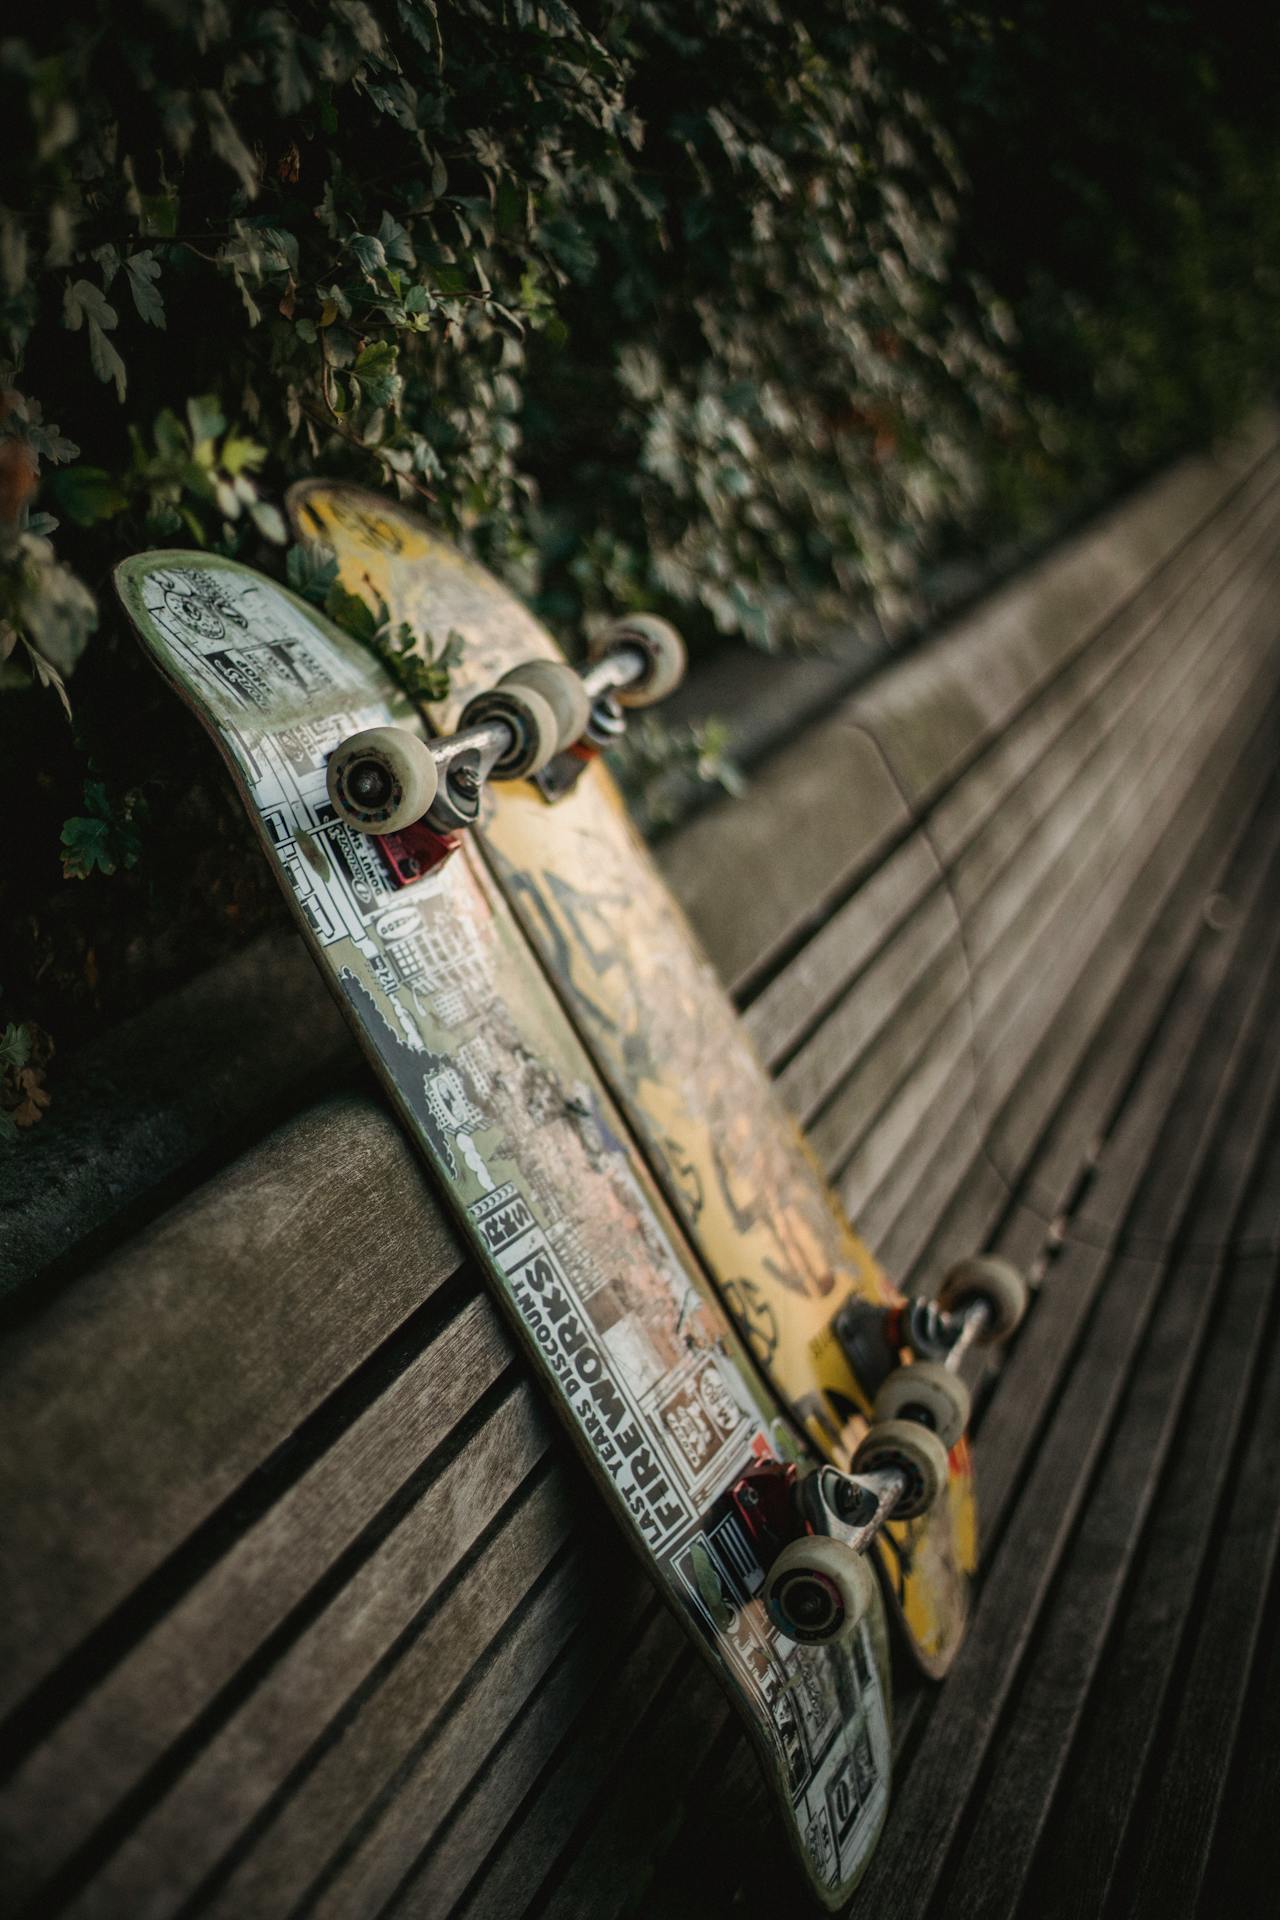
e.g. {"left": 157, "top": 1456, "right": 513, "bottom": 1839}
{"left": 449, "top": 1600, "right": 683, "bottom": 1920}
{"left": 0, "top": 1095, "right": 463, "bottom": 1731}
{"left": 937, "top": 944, "right": 1280, "bottom": 1920}
{"left": 972, "top": 770, "right": 1278, "bottom": 1267}
{"left": 61, "top": 1378, "right": 552, "bottom": 1920}
{"left": 811, "top": 546, "right": 1277, "bottom": 1222}
{"left": 313, "top": 1590, "right": 667, "bottom": 1920}
{"left": 849, "top": 669, "right": 1266, "bottom": 1268}
{"left": 656, "top": 711, "right": 912, "bottom": 999}
{"left": 532, "top": 1648, "right": 730, "bottom": 1920}
{"left": 782, "top": 463, "right": 1280, "bottom": 1231}
{"left": 908, "top": 715, "right": 1280, "bottom": 1297}
{"left": 0, "top": 930, "right": 349, "bottom": 1296}
{"left": 849, "top": 796, "right": 1280, "bottom": 1920}
{"left": 197, "top": 1470, "right": 585, "bottom": 1920}
{"left": 924, "top": 453, "right": 1280, "bottom": 875}
{"left": 853, "top": 416, "right": 1279, "bottom": 808}
{"left": 967, "top": 790, "right": 1280, "bottom": 1547}
{"left": 1121, "top": 1265, "right": 1280, "bottom": 1919}
{"left": 865, "top": 596, "right": 1278, "bottom": 1273}
{"left": 2, "top": 1287, "right": 516, "bottom": 1900}
{"left": 746, "top": 833, "right": 941, "bottom": 1077}
{"left": 709, "top": 426, "right": 1279, "bottom": 1022}
{"left": 1022, "top": 1244, "right": 1280, "bottom": 1918}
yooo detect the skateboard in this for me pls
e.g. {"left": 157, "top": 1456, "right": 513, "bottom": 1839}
{"left": 288, "top": 483, "right": 1029, "bottom": 1677}
{"left": 115, "top": 549, "right": 907, "bottom": 1910}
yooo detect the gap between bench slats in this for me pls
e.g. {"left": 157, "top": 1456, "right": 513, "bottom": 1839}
{"left": 853, "top": 578, "right": 1278, "bottom": 1266}
{"left": 850, "top": 788, "right": 1280, "bottom": 1920}
{"left": 744, "top": 445, "right": 1280, "bottom": 1075}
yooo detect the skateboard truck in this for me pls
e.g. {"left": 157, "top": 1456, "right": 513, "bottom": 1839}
{"left": 325, "top": 616, "right": 687, "bottom": 866}
{"left": 731, "top": 1415, "right": 953, "bottom": 1647}
{"left": 833, "top": 1256, "right": 1029, "bottom": 1453}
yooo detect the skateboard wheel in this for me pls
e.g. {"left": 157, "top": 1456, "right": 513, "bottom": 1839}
{"left": 764, "top": 1535, "right": 876, "bottom": 1645}
{"left": 852, "top": 1417, "right": 950, "bottom": 1520}
{"left": 327, "top": 726, "right": 438, "bottom": 833}
{"left": 874, "top": 1362, "right": 971, "bottom": 1451}
{"left": 938, "top": 1256, "right": 1028, "bottom": 1342}
{"left": 498, "top": 659, "right": 591, "bottom": 752}
{"left": 593, "top": 614, "right": 686, "bottom": 707}
{"left": 459, "top": 681, "right": 561, "bottom": 778}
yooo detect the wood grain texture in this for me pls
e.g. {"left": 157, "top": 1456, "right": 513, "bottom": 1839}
{"left": 4, "top": 413, "right": 1280, "bottom": 1920}
{"left": 0, "top": 1093, "right": 464, "bottom": 1730}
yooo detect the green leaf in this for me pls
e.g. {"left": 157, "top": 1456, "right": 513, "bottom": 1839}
{"left": 186, "top": 396, "right": 227, "bottom": 448}
{"left": 49, "top": 466, "right": 127, "bottom": 527}
{"left": 60, "top": 781, "right": 145, "bottom": 879}
{"left": 377, "top": 210, "right": 415, "bottom": 269}
{"left": 286, "top": 543, "right": 338, "bottom": 605}
{"left": 62, "top": 278, "right": 117, "bottom": 333}
{"left": 250, "top": 499, "right": 287, "bottom": 543}
{"left": 201, "top": 90, "right": 258, "bottom": 194}
{"left": 60, "top": 813, "right": 116, "bottom": 879}
{"left": 353, "top": 340, "right": 400, "bottom": 408}
{"left": 87, "top": 318, "right": 127, "bottom": 401}
{"left": 0, "top": 1024, "right": 32, "bottom": 1073}
{"left": 323, "top": 579, "right": 381, "bottom": 644}
{"left": 125, "top": 251, "right": 166, "bottom": 328}
{"left": 348, "top": 232, "right": 387, "bottom": 280}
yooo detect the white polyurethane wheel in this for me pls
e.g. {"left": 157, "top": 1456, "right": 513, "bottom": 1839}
{"left": 498, "top": 659, "right": 591, "bottom": 752}
{"left": 593, "top": 614, "right": 687, "bottom": 707}
{"left": 938, "top": 1255, "right": 1029, "bottom": 1343}
{"left": 458, "top": 681, "right": 561, "bottom": 777}
{"left": 851, "top": 1417, "right": 950, "bottom": 1520}
{"left": 326, "top": 726, "right": 438, "bottom": 834}
{"left": 873, "top": 1361, "right": 971, "bottom": 1451}
{"left": 764, "top": 1534, "right": 877, "bottom": 1645}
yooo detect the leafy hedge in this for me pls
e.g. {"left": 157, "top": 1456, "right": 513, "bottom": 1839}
{"left": 2, "top": 0, "right": 1278, "bottom": 1120}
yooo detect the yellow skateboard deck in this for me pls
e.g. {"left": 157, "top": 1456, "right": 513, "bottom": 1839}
{"left": 289, "top": 483, "right": 977, "bottom": 1676}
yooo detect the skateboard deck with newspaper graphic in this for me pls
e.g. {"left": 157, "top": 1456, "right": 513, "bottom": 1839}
{"left": 115, "top": 549, "right": 895, "bottom": 1910}
{"left": 288, "top": 482, "right": 995, "bottom": 1676}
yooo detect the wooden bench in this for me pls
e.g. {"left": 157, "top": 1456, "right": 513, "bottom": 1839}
{"left": 3, "top": 410, "right": 1278, "bottom": 1918}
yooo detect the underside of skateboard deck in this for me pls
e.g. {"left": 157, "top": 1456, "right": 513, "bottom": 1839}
{"left": 115, "top": 550, "right": 894, "bottom": 1909}
{"left": 288, "top": 482, "right": 976, "bottom": 1676}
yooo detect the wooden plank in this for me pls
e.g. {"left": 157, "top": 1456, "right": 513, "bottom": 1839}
{"left": 195, "top": 1471, "right": 586, "bottom": 1920}
{"left": 309, "top": 1593, "right": 667, "bottom": 1920}
{"left": 848, "top": 793, "right": 1280, "bottom": 1920}
{"left": 655, "top": 710, "right": 910, "bottom": 998}
{"left": 945, "top": 486, "right": 1280, "bottom": 931}
{"left": 853, "top": 669, "right": 1256, "bottom": 1271}
{"left": 866, "top": 600, "right": 1277, "bottom": 1273}
{"left": 744, "top": 834, "right": 940, "bottom": 1073}
{"left": 936, "top": 943, "right": 1280, "bottom": 1920}
{"left": 904, "top": 713, "right": 1280, "bottom": 1296}
{"left": 738, "top": 443, "right": 1280, "bottom": 1068}
{"left": 450, "top": 1602, "right": 685, "bottom": 1920}
{"left": 0, "top": 1094, "right": 464, "bottom": 1729}
{"left": 0, "top": 930, "right": 350, "bottom": 1296}
{"left": 852, "top": 414, "right": 1279, "bottom": 807}
{"left": 1022, "top": 1242, "right": 1280, "bottom": 1918}
{"left": 777, "top": 894, "right": 960, "bottom": 1130}
{"left": 1, "top": 1287, "right": 517, "bottom": 1900}
{"left": 60, "top": 1378, "right": 552, "bottom": 1919}
{"left": 534, "top": 1648, "right": 732, "bottom": 1920}
{"left": 814, "top": 549, "right": 1278, "bottom": 1226}
{"left": 969, "top": 789, "right": 1280, "bottom": 1545}
{"left": 924, "top": 453, "right": 1280, "bottom": 872}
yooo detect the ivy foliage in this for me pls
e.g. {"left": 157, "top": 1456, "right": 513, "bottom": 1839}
{"left": 1, "top": 0, "right": 1028, "bottom": 714}
{"left": 2, "top": 0, "right": 1279, "bottom": 1107}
